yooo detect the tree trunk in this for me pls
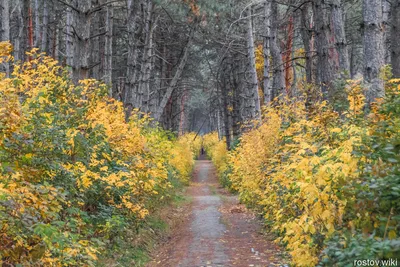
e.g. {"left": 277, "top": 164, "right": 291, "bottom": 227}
{"left": 363, "top": 0, "right": 385, "bottom": 103}
{"left": 28, "top": 1, "right": 34, "bottom": 50}
{"left": 300, "top": 3, "right": 313, "bottom": 83}
{"left": 104, "top": 3, "right": 114, "bottom": 90}
{"left": 14, "top": 0, "right": 24, "bottom": 62}
{"left": 138, "top": 0, "right": 155, "bottom": 113}
{"left": 313, "top": 0, "right": 333, "bottom": 97}
{"left": 284, "top": 16, "right": 294, "bottom": 93}
{"left": 331, "top": 0, "right": 350, "bottom": 75}
{"left": 246, "top": 6, "right": 261, "bottom": 119}
{"left": 263, "top": 0, "right": 272, "bottom": 105}
{"left": 221, "top": 64, "right": 232, "bottom": 150}
{"left": 271, "top": 0, "right": 285, "bottom": 99}
{"left": 125, "top": 0, "right": 139, "bottom": 113}
{"left": 1, "top": 0, "right": 10, "bottom": 76}
{"left": 391, "top": 0, "right": 400, "bottom": 77}
{"left": 34, "top": 0, "right": 40, "bottom": 47}
{"left": 66, "top": 6, "right": 73, "bottom": 69}
{"left": 72, "top": 0, "right": 92, "bottom": 83}
{"left": 41, "top": 0, "right": 48, "bottom": 52}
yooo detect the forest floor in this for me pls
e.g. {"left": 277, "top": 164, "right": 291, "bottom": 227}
{"left": 147, "top": 156, "right": 288, "bottom": 267}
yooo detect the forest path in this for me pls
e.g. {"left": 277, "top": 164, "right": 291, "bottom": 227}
{"left": 147, "top": 157, "right": 286, "bottom": 267}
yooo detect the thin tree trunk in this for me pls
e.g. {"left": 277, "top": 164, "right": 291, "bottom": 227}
{"left": 246, "top": 6, "right": 261, "bottom": 119}
{"left": 14, "top": 0, "right": 24, "bottom": 62}
{"left": 231, "top": 59, "right": 241, "bottom": 139}
{"left": 222, "top": 66, "right": 232, "bottom": 150}
{"left": 300, "top": 3, "right": 313, "bottom": 83}
{"left": 391, "top": 0, "right": 400, "bottom": 77}
{"left": 41, "top": 0, "right": 48, "bottom": 52}
{"left": 263, "top": 0, "right": 272, "bottom": 105}
{"left": 284, "top": 16, "right": 294, "bottom": 93}
{"left": 137, "top": 0, "right": 153, "bottom": 111}
{"left": 363, "top": 0, "right": 385, "bottom": 103}
{"left": 28, "top": 1, "right": 34, "bottom": 50}
{"left": 104, "top": 3, "right": 114, "bottom": 90}
{"left": 66, "top": 6, "right": 73, "bottom": 69}
{"left": 1, "top": 0, "right": 10, "bottom": 76}
{"left": 34, "top": 0, "right": 40, "bottom": 47}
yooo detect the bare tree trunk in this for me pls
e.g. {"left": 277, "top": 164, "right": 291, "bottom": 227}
{"left": 246, "top": 6, "right": 261, "bottom": 119}
{"left": 231, "top": 59, "right": 241, "bottom": 139}
{"left": 27, "top": 1, "right": 34, "bottom": 50}
{"left": 14, "top": 0, "right": 24, "bottom": 62}
{"left": 41, "top": 0, "right": 48, "bottom": 52}
{"left": 139, "top": 0, "right": 155, "bottom": 113}
{"left": 300, "top": 3, "right": 313, "bottom": 83}
{"left": 271, "top": 0, "right": 285, "bottom": 99}
{"left": 66, "top": 6, "right": 73, "bottom": 68}
{"left": 313, "top": 0, "right": 333, "bottom": 97}
{"left": 72, "top": 0, "right": 92, "bottom": 83}
{"left": 90, "top": 1, "right": 100, "bottom": 80}
{"left": 104, "top": 2, "right": 114, "bottom": 90}
{"left": 331, "top": 0, "right": 350, "bottom": 75}
{"left": 34, "top": 0, "right": 40, "bottom": 47}
{"left": 154, "top": 27, "right": 195, "bottom": 122}
{"left": 1, "top": 0, "right": 10, "bottom": 76}
{"left": 391, "top": 0, "right": 400, "bottom": 77}
{"left": 221, "top": 65, "right": 232, "bottom": 150}
{"left": 263, "top": 0, "right": 272, "bottom": 105}
{"left": 363, "top": 0, "right": 385, "bottom": 103}
{"left": 125, "top": 0, "right": 139, "bottom": 114}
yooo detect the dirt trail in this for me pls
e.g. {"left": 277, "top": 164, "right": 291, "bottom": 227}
{"left": 148, "top": 159, "right": 286, "bottom": 267}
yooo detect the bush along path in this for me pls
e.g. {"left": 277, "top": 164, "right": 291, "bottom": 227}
{"left": 148, "top": 155, "right": 288, "bottom": 266}
{"left": 0, "top": 47, "right": 202, "bottom": 266}
{"left": 202, "top": 80, "right": 400, "bottom": 266}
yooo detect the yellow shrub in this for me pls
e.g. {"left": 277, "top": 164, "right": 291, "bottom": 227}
{"left": 0, "top": 48, "right": 200, "bottom": 266}
{"left": 169, "top": 133, "right": 201, "bottom": 184}
{"left": 206, "top": 87, "right": 366, "bottom": 266}
{"left": 202, "top": 133, "right": 228, "bottom": 177}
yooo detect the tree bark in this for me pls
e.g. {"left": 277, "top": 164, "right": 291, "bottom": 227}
{"left": 271, "top": 0, "right": 285, "bottom": 99}
{"left": 125, "top": 0, "right": 139, "bottom": 113}
{"left": 34, "top": 0, "right": 40, "bottom": 47}
{"left": 138, "top": 0, "right": 155, "bottom": 113}
{"left": 331, "top": 0, "right": 350, "bottom": 75}
{"left": 300, "top": 3, "right": 313, "bottom": 83}
{"left": 1, "top": 0, "right": 10, "bottom": 76}
{"left": 313, "top": 0, "right": 333, "bottom": 97}
{"left": 104, "top": 2, "right": 114, "bottom": 90}
{"left": 41, "top": 0, "right": 48, "bottom": 52}
{"left": 391, "top": 0, "right": 400, "bottom": 77}
{"left": 246, "top": 6, "right": 261, "bottom": 119}
{"left": 363, "top": 0, "right": 385, "bottom": 103}
{"left": 14, "top": 0, "right": 24, "bottom": 62}
{"left": 65, "top": 6, "right": 73, "bottom": 69}
{"left": 263, "top": 0, "right": 272, "bottom": 105}
{"left": 72, "top": 0, "right": 92, "bottom": 83}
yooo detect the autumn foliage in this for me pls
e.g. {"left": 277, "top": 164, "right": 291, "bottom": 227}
{"left": 204, "top": 81, "right": 400, "bottom": 266}
{"left": 0, "top": 43, "right": 200, "bottom": 266}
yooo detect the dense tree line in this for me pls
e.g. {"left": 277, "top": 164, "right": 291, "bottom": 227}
{"left": 0, "top": 0, "right": 397, "bottom": 137}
